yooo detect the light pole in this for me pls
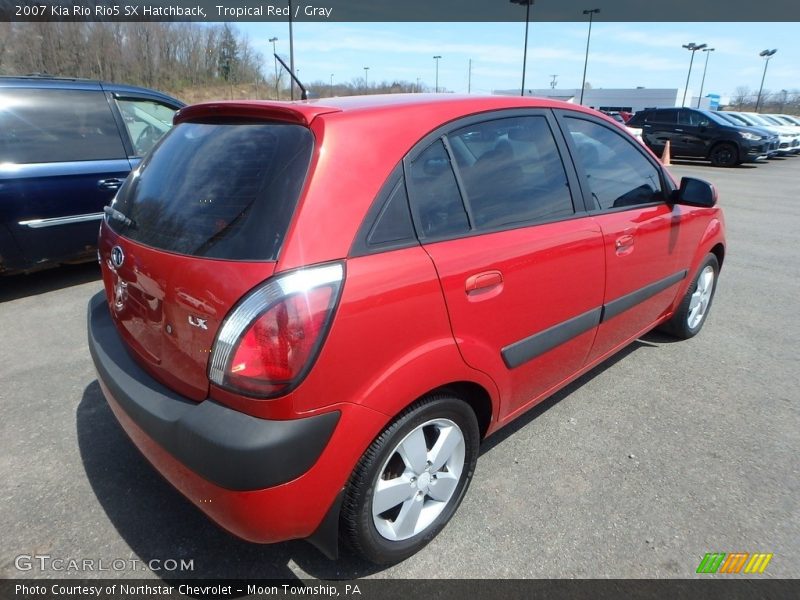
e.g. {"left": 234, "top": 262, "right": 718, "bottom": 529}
{"left": 330, "top": 74, "right": 334, "bottom": 97}
{"left": 269, "top": 37, "right": 279, "bottom": 99}
{"left": 433, "top": 55, "right": 441, "bottom": 93}
{"left": 288, "top": 0, "right": 295, "bottom": 100}
{"left": 756, "top": 49, "right": 777, "bottom": 112}
{"left": 696, "top": 47, "right": 714, "bottom": 108}
{"left": 510, "top": 0, "right": 534, "bottom": 97}
{"left": 681, "top": 42, "right": 707, "bottom": 107}
{"left": 580, "top": 8, "right": 599, "bottom": 105}
{"left": 364, "top": 66, "right": 370, "bottom": 93}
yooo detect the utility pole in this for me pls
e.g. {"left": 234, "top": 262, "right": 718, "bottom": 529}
{"left": 580, "top": 8, "right": 600, "bottom": 105}
{"left": 269, "top": 37, "right": 279, "bottom": 99}
{"left": 433, "top": 56, "right": 442, "bottom": 93}
{"left": 550, "top": 74, "right": 558, "bottom": 89}
{"left": 288, "top": 0, "right": 295, "bottom": 100}
{"left": 468, "top": 59, "right": 472, "bottom": 94}
{"left": 510, "top": 0, "right": 535, "bottom": 97}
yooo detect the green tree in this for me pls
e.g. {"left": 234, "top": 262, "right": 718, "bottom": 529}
{"left": 218, "top": 23, "right": 238, "bottom": 82}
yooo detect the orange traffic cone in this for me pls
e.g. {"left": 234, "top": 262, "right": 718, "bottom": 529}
{"left": 661, "top": 140, "right": 671, "bottom": 166}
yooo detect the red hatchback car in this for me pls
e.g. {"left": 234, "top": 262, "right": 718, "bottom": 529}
{"left": 88, "top": 94, "right": 725, "bottom": 564}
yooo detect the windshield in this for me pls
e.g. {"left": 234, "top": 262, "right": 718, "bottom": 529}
{"left": 759, "top": 115, "right": 782, "bottom": 126}
{"left": 742, "top": 113, "right": 771, "bottom": 126}
{"left": 107, "top": 121, "right": 314, "bottom": 260}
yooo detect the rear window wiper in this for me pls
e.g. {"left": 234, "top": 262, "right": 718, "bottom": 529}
{"left": 103, "top": 205, "right": 136, "bottom": 228}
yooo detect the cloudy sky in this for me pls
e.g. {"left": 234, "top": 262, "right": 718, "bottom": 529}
{"left": 238, "top": 21, "right": 800, "bottom": 100}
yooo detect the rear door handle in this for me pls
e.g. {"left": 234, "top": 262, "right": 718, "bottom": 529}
{"left": 465, "top": 270, "right": 503, "bottom": 293}
{"left": 615, "top": 234, "right": 634, "bottom": 248}
{"left": 98, "top": 178, "right": 124, "bottom": 190}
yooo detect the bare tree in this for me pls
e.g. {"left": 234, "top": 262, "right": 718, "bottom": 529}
{"left": 732, "top": 86, "right": 751, "bottom": 110}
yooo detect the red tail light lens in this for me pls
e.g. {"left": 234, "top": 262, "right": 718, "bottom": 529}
{"left": 209, "top": 263, "right": 344, "bottom": 398}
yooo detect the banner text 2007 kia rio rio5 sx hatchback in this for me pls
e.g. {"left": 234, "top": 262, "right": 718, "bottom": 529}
{"left": 88, "top": 94, "right": 725, "bottom": 564}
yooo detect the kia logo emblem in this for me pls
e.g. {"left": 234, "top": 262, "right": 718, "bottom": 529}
{"left": 110, "top": 246, "right": 125, "bottom": 269}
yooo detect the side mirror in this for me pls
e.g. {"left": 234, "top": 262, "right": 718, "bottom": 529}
{"left": 674, "top": 177, "right": 717, "bottom": 207}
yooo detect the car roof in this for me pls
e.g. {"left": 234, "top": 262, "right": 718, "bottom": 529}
{"left": 176, "top": 93, "right": 600, "bottom": 127}
{"left": 0, "top": 75, "right": 183, "bottom": 106}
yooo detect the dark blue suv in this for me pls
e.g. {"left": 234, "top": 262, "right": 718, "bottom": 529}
{"left": 0, "top": 76, "right": 183, "bottom": 274}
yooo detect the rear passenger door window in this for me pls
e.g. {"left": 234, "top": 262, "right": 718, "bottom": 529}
{"left": 406, "top": 139, "right": 470, "bottom": 239}
{"left": 450, "top": 116, "right": 575, "bottom": 229}
{"left": 405, "top": 113, "right": 576, "bottom": 240}
{"left": 561, "top": 117, "right": 664, "bottom": 210}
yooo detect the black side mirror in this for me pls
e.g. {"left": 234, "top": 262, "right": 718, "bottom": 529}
{"left": 674, "top": 177, "right": 717, "bottom": 207}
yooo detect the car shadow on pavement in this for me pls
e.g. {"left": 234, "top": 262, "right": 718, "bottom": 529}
{"left": 77, "top": 382, "right": 386, "bottom": 582}
{"left": 668, "top": 159, "right": 759, "bottom": 169}
{"left": 0, "top": 262, "right": 100, "bottom": 303}
{"left": 479, "top": 339, "right": 647, "bottom": 455}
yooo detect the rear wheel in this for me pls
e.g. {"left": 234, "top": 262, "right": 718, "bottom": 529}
{"left": 709, "top": 142, "right": 739, "bottom": 167}
{"left": 340, "top": 395, "right": 480, "bottom": 564}
{"left": 661, "top": 254, "right": 719, "bottom": 339}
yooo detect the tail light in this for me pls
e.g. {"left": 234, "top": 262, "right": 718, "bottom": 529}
{"left": 209, "top": 263, "right": 344, "bottom": 398}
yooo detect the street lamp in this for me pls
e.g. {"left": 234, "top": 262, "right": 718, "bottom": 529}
{"left": 364, "top": 66, "right": 370, "bottom": 93}
{"left": 580, "top": 8, "right": 600, "bottom": 105}
{"left": 510, "top": 0, "right": 535, "bottom": 97}
{"left": 433, "top": 56, "right": 442, "bottom": 93}
{"left": 269, "top": 37, "right": 279, "bottom": 99}
{"left": 681, "top": 42, "right": 707, "bottom": 107}
{"left": 696, "top": 47, "right": 714, "bottom": 108}
{"left": 756, "top": 49, "right": 777, "bottom": 111}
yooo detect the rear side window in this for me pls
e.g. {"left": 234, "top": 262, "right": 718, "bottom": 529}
{"left": 563, "top": 117, "right": 664, "bottom": 211}
{"left": 108, "top": 121, "right": 313, "bottom": 261}
{"left": 0, "top": 88, "right": 125, "bottom": 163}
{"left": 649, "top": 110, "right": 677, "bottom": 125}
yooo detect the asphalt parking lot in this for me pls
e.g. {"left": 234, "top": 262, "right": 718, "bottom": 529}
{"left": 1, "top": 157, "right": 798, "bottom": 581}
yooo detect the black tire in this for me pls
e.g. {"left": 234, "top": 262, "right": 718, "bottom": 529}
{"left": 660, "top": 254, "right": 719, "bottom": 339}
{"left": 709, "top": 142, "right": 739, "bottom": 167}
{"left": 340, "top": 395, "right": 480, "bottom": 565}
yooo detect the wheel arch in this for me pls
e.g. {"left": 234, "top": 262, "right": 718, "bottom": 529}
{"left": 710, "top": 242, "right": 725, "bottom": 269}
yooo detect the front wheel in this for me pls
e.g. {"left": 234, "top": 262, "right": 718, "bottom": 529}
{"left": 661, "top": 254, "right": 719, "bottom": 339}
{"left": 340, "top": 395, "right": 480, "bottom": 564}
{"left": 709, "top": 142, "right": 739, "bottom": 167}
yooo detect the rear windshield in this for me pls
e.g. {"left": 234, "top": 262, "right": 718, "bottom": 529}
{"left": 107, "top": 121, "right": 313, "bottom": 260}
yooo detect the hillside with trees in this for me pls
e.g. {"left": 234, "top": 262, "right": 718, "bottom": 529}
{"left": 0, "top": 22, "right": 426, "bottom": 103}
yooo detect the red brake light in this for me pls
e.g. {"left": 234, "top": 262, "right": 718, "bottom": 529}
{"left": 208, "top": 263, "right": 344, "bottom": 398}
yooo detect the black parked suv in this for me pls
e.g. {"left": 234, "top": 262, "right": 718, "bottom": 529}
{"left": 0, "top": 76, "right": 183, "bottom": 274}
{"left": 627, "top": 108, "right": 778, "bottom": 167}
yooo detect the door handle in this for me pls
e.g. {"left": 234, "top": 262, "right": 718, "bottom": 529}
{"left": 674, "top": 128, "right": 684, "bottom": 133}
{"left": 98, "top": 178, "right": 124, "bottom": 190}
{"left": 615, "top": 234, "right": 635, "bottom": 254}
{"left": 615, "top": 234, "right": 634, "bottom": 248}
{"left": 465, "top": 270, "right": 503, "bottom": 293}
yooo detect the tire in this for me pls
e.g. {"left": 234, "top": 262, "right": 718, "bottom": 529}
{"left": 660, "top": 254, "right": 719, "bottom": 339}
{"left": 709, "top": 142, "right": 739, "bottom": 167}
{"left": 340, "top": 395, "right": 480, "bottom": 564}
